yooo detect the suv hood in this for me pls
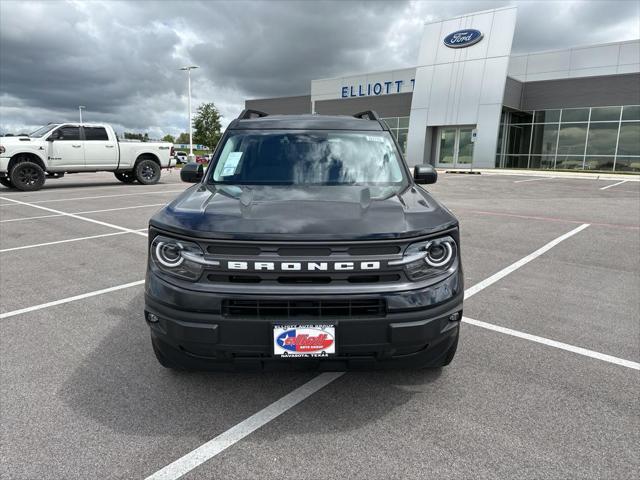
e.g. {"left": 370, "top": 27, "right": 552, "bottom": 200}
{"left": 150, "top": 184, "right": 458, "bottom": 240}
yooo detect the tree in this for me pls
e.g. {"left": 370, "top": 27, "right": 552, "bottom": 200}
{"left": 124, "top": 132, "right": 144, "bottom": 141}
{"left": 193, "top": 102, "right": 222, "bottom": 150}
{"left": 162, "top": 134, "right": 175, "bottom": 143}
{"left": 175, "top": 132, "right": 190, "bottom": 144}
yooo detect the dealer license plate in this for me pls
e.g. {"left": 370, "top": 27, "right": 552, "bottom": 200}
{"left": 273, "top": 324, "right": 336, "bottom": 357}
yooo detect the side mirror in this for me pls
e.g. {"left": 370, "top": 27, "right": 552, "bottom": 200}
{"left": 413, "top": 164, "right": 437, "bottom": 184}
{"left": 180, "top": 162, "right": 204, "bottom": 183}
{"left": 46, "top": 136, "right": 55, "bottom": 142}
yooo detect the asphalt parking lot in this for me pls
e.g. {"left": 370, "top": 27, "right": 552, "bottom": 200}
{"left": 1, "top": 170, "right": 638, "bottom": 479}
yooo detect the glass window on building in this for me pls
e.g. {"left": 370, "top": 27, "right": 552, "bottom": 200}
{"left": 617, "top": 122, "right": 640, "bottom": 156}
{"left": 496, "top": 106, "right": 639, "bottom": 172}
{"left": 616, "top": 121, "right": 640, "bottom": 172}
{"left": 507, "top": 124, "right": 531, "bottom": 155}
{"left": 381, "top": 116, "right": 409, "bottom": 153}
{"left": 529, "top": 155, "right": 556, "bottom": 169}
{"left": 621, "top": 105, "right": 640, "bottom": 121}
{"left": 510, "top": 111, "right": 533, "bottom": 124}
{"left": 561, "top": 108, "right": 590, "bottom": 122}
{"left": 586, "top": 123, "right": 619, "bottom": 156}
{"left": 504, "top": 155, "right": 529, "bottom": 168}
{"left": 584, "top": 156, "right": 615, "bottom": 171}
{"left": 555, "top": 155, "right": 584, "bottom": 170}
{"left": 531, "top": 124, "right": 558, "bottom": 155}
{"left": 615, "top": 157, "right": 640, "bottom": 172}
{"left": 557, "top": 124, "right": 588, "bottom": 156}
{"left": 590, "top": 106, "right": 621, "bottom": 122}
{"left": 534, "top": 110, "right": 560, "bottom": 123}
{"left": 382, "top": 117, "right": 399, "bottom": 129}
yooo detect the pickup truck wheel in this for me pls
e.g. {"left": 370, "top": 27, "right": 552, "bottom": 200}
{"left": 114, "top": 171, "right": 136, "bottom": 183}
{"left": 0, "top": 177, "right": 15, "bottom": 188}
{"left": 135, "top": 159, "right": 161, "bottom": 185}
{"left": 10, "top": 161, "right": 46, "bottom": 191}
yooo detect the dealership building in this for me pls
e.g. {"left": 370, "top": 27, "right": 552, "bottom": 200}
{"left": 246, "top": 7, "right": 640, "bottom": 172}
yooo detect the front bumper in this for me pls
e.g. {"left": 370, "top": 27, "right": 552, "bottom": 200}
{"left": 144, "top": 270, "right": 463, "bottom": 370}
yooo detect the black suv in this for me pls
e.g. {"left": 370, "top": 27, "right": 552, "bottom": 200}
{"left": 145, "top": 110, "right": 463, "bottom": 370}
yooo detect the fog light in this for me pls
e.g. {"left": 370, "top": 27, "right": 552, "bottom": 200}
{"left": 448, "top": 312, "right": 460, "bottom": 322}
{"left": 147, "top": 313, "right": 159, "bottom": 323}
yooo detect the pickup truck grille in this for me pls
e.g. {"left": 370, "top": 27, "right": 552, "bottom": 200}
{"left": 221, "top": 298, "right": 386, "bottom": 319}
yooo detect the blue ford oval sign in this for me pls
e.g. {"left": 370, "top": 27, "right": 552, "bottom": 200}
{"left": 443, "top": 29, "right": 483, "bottom": 48}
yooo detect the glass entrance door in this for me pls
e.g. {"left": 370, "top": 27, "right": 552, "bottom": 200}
{"left": 437, "top": 126, "right": 475, "bottom": 168}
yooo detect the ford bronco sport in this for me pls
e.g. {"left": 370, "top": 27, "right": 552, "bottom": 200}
{"left": 145, "top": 110, "right": 463, "bottom": 370}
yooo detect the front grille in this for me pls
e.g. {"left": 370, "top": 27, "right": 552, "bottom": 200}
{"left": 221, "top": 298, "right": 386, "bottom": 319}
{"left": 207, "top": 273, "right": 402, "bottom": 285}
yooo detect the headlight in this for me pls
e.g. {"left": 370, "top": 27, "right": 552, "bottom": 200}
{"left": 150, "top": 235, "right": 215, "bottom": 281}
{"left": 398, "top": 236, "right": 457, "bottom": 281}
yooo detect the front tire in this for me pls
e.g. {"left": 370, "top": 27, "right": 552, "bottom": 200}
{"left": 0, "top": 177, "right": 15, "bottom": 188}
{"left": 10, "top": 161, "right": 46, "bottom": 191}
{"left": 134, "top": 159, "right": 161, "bottom": 185}
{"left": 114, "top": 171, "right": 136, "bottom": 183}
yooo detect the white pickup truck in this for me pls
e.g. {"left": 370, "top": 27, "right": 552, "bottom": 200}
{"left": 0, "top": 123, "right": 176, "bottom": 191}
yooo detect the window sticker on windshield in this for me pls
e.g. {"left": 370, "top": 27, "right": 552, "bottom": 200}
{"left": 221, "top": 151, "right": 242, "bottom": 176}
{"left": 366, "top": 136, "right": 384, "bottom": 143}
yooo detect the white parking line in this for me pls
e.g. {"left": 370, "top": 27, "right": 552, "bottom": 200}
{"left": 0, "top": 229, "right": 148, "bottom": 253}
{"left": 0, "top": 189, "right": 184, "bottom": 207}
{"left": 0, "top": 203, "right": 165, "bottom": 223}
{"left": 464, "top": 223, "right": 590, "bottom": 300}
{"left": 462, "top": 316, "right": 640, "bottom": 370}
{"left": 144, "top": 372, "right": 345, "bottom": 480}
{"left": 600, "top": 180, "right": 629, "bottom": 190}
{"left": 514, "top": 177, "right": 553, "bottom": 183}
{"left": 0, "top": 196, "right": 149, "bottom": 237}
{"left": 0, "top": 280, "right": 145, "bottom": 319}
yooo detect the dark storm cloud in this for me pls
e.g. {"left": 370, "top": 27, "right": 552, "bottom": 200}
{"left": 0, "top": 0, "right": 638, "bottom": 136}
{"left": 189, "top": 1, "right": 406, "bottom": 97}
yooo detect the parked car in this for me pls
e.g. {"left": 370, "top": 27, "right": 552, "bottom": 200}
{"left": 174, "top": 151, "right": 188, "bottom": 164}
{"left": 195, "top": 155, "right": 208, "bottom": 164}
{"left": 0, "top": 123, "right": 175, "bottom": 191}
{"left": 144, "top": 110, "right": 462, "bottom": 371}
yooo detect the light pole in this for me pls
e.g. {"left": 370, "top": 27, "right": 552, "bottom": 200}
{"left": 78, "top": 105, "right": 85, "bottom": 124}
{"left": 180, "top": 66, "right": 198, "bottom": 160}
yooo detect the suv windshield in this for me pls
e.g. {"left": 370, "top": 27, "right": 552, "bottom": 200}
{"left": 209, "top": 130, "right": 407, "bottom": 189}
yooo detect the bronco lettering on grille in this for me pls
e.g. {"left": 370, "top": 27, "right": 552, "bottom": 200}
{"left": 226, "top": 261, "right": 381, "bottom": 271}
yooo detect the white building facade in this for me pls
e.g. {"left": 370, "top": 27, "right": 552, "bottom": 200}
{"left": 247, "top": 7, "right": 640, "bottom": 172}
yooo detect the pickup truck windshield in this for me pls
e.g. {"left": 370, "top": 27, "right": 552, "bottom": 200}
{"left": 29, "top": 125, "right": 59, "bottom": 138}
{"left": 209, "top": 130, "right": 407, "bottom": 188}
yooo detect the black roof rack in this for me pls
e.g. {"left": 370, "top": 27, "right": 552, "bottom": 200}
{"left": 237, "top": 109, "right": 269, "bottom": 120}
{"left": 353, "top": 110, "right": 380, "bottom": 121}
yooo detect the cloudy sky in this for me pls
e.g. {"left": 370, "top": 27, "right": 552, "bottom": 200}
{"left": 1, "top": 0, "right": 638, "bottom": 137}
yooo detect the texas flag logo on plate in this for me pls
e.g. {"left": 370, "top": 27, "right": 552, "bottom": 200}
{"left": 273, "top": 325, "right": 336, "bottom": 357}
